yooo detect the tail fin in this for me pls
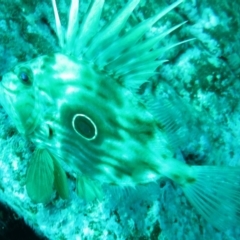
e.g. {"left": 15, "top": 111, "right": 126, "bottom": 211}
{"left": 181, "top": 166, "right": 240, "bottom": 230}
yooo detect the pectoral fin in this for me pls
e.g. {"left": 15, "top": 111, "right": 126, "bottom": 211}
{"left": 26, "top": 149, "right": 54, "bottom": 204}
{"left": 53, "top": 156, "right": 69, "bottom": 200}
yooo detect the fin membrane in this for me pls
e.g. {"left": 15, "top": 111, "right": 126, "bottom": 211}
{"left": 181, "top": 166, "right": 240, "bottom": 230}
{"left": 53, "top": 156, "right": 69, "bottom": 200}
{"left": 26, "top": 149, "right": 69, "bottom": 203}
{"left": 145, "top": 82, "right": 194, "bottom": 150}
{"left": 76, "top": 175, "right": 103, "bottom": 201}
{"left": 51, "top": 0, "right": 186, "bottom": 90}
{"left": 26, "top": 149, "right": 54, "bottom": 203}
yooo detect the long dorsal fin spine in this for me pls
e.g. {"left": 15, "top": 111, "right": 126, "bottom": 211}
{"left": 94, "top": 0, "right": 184, "bottom": 67}
{"left": 51, "top": 0, "right": 186, "bottom": 90}
{"left": 104, "top": 21, "right": 187, "bottom": 72}
{"left": 84, "top": 0, "right": 140, "bottom": 59}
{"left": 51, "top": 0, "right": 64, "bottom": 48}
{"left": 65, "top": 0, "right": 79, "bottom": 52}
{"left": 75, "top": 0, "right": 105, "bottom": 53}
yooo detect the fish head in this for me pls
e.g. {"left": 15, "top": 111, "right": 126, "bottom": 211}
{"left": 0, "top": 53, "right": 94, "bottom": 139}
{"left": 0, "top": 56, "right": 47, "bottom": 135}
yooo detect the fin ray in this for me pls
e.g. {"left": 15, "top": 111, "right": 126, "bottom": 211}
{"left": 85, "top": 0, "right": 140, "bottom": 59}
{"left": 51, "top": 0, "right": 64, "bottom": 48}
{"left": 105, "top": 22, "right": 186, "bottom": 72}
{"left": 26, "top": 149, "right": 54, "bottom": 203}
{"left": 53, "top": 157, "right": 69, "bottom": 200}
{"left": 95, "top": 0, "right": 184, "bottom": 66}
{"left": 65, "top": 0, "right": 80, "bottom": 52}
{"left": 76, "top": 0, "right": 105, "bottom": 52}
{"left": 76, "top": 175, "right": 103, "bottom": 201}
{"left": 182, "top": 166, "right": 240, "bottom": 230}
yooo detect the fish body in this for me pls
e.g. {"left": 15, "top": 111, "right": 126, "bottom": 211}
{"left": 0, "top": 53, "right": 182, "bottom": 186}
{"left": 1, "top": 0, "right": 240, "bottom": 231}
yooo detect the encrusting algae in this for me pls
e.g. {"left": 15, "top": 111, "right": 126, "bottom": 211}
{"left": 0, "top": 0, "right": 240, "bottom": 231}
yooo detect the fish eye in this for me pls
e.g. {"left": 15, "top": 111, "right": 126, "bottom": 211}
{"left": 18, "top": 67, "right": 33, "bottom": 85}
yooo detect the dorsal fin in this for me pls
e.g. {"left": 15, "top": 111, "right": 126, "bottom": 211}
{"left": 75, "top": 0, "right": 105, "bottom": 53}
{"left": 85, "top": 0, "right": 140, "bottom": 59}
{"left": 51, "top": 0, "right": 187, "bottom": 90}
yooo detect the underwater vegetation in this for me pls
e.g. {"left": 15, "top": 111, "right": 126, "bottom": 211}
{"left": 0, "top": 0, "right": 240, "bottom": 239}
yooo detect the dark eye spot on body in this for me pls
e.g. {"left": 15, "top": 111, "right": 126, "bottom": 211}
{"left": 72, "top": 114, "right": 98, "bottom": 141}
